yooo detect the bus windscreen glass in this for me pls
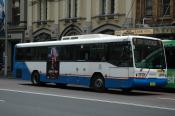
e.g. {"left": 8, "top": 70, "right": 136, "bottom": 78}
{"left": 133, "top": 38, "right": 166, "bottom": 69}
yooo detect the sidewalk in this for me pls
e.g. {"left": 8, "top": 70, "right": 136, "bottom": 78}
{"left": 0, "top": 70, "right": 14, "bottom": 78}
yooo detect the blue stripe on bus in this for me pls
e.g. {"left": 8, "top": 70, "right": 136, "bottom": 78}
{"left": 40, "top": 75, "right": 91, "bottom": 86}
{"left": 131, "top": 78, "right": 167, "bottom": 87}
{"left": 105, "top": 78, "right": 167, "bottom": 88}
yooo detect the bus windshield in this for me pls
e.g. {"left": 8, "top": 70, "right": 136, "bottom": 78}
{"left": 133, "top": 38, "right": 166, "bottom": 69}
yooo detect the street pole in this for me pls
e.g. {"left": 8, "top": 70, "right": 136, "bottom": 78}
{"left": 4, "top": 0, "right": 8, "bottom": 78}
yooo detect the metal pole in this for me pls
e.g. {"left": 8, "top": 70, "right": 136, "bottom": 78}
{"left": 142, "top": 18, "right": 145, "bottom": 26}
{"left": 4, "top": 0, "right": 8, "bottom": 78}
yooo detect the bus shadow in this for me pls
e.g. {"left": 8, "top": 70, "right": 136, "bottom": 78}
{"left": 105, "top": 89, "right": 162, "bottom": 96}
{"left": 136, "top": 87, "right": 175, "bottom": 93}
{"left": 20, "top": 83, "right": 162, "bottom": 96}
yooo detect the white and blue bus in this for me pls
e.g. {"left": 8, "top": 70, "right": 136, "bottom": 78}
{"left": 13, "top": 34, "right": 167, "bottom": 91}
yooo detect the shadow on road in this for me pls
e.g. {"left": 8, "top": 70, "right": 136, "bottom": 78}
{"left": 19, "top": 83, "right": 164, "bottom": 96}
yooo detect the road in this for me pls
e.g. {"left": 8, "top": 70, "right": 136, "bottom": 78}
{"left": 0, "top": 78, "right": 175, "bottom": 116}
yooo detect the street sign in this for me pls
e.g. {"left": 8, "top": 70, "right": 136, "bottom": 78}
{"left": 115, "top": 28, "right": 154, "bottom": 36}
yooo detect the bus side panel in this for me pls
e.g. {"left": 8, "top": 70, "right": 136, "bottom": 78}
{"left": 40, "top": 62, "right": 109, "bottom": 86}
{"left": 14, "top": 61, "right": 31, "bottom": 80}
{"left": 40, "top": 75, "right": 91, "bottom": 86}
{"left": 14, "top": 61, "right": 46, "bottom": 80}
{"left": 105, "top": 67, "right": 135, "bottom": 88}
{"left": 105, "top": 78, "right": 133, "bottom": 88}
{"left": 104, "top": 67, "right": 167, "bottom": 89}
{"left": 105, "top": 77, "right": 167, "bottom": 89}
{"left": 25, "top": 61, "right": 46, "bottom": 80}
{"left": 13, "top": 48, "right": 17, "bottom": 78}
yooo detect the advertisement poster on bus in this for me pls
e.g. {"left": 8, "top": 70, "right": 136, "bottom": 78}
{"left": 0, "top": 0, "right": 5, "bottom": 37}
{"left": 47, "top": 47, "right": 60, "bottom": 79}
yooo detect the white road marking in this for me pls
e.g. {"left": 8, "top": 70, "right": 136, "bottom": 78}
{"left": 158, "top": 97, "right": 175, "bottom": 101}
{"left": 0, "top": 100, "right": 5, "bottom": 102}
{"left": 0, "top": 88, "right": 175, "bottom": 111}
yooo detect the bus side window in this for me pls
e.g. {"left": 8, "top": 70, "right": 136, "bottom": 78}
{"left": 85, "top": 53, "right": 89, "bottom": 61}
{"left": 108, "top": 42, "right": 132, "bottom": 67}
{"left": 76, "top": 45, "right": 90, "bottom": 61}
{"left": 89, "top": 43, "right": 107, "bottom": 62}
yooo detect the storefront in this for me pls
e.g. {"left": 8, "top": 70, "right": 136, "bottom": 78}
{"left": 0, "top": 32, "right": 23, "bottom": 75}
{"left": 115, "top": 27, "right": 175, "bottom": 40}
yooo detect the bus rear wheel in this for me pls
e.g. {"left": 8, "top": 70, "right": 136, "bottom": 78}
{"left": 91, "top": 74, "right": 105, "bottom": 91}
{"left": 31, "top": 71, "right": 41, "bottom": 86}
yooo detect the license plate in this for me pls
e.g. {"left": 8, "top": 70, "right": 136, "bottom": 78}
{"left": 150, "top": 82, "right": 156, "bottom": 86}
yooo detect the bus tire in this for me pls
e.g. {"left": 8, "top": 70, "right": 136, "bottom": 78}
{"left": 31, "top": 71, "right": 41, "bottom": 86}
{"left": 91, "top": 74, "right": 105, "bottom": 91}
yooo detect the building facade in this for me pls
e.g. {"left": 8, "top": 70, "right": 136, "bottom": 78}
{"left": 135, "top": 0, "right": 175, "bottom": 39}
{"left": 26, "top": 0, "right": 136, "bottom": 42}
{"left": 136, "top": 0, "right": 175, "bottom": 26}
{"left": 0, "top": 0, "right": 27, "bottom": 73}
{"left": 12, "top": 0, "right": 175, "bottom": 74}
{"left": 1, "top": 0, "right": 136, "bottom": 73}
{"left": 1, "top": 0, "right": 175, "bottom": 74}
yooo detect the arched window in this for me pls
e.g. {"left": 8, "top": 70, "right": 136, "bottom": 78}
{"left": 33, "top": 33, "right": 51, "bottom": 42}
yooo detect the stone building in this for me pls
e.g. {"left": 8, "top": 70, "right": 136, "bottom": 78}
{"left": 2, "top": 0, "right": 175, "bottom": 74}
{"left": 1, "top": 0, "right": 136, "bottom": 73}
{"left": 26, "top": 0, "right": 135, "bottom": 42}
{"left": 0, "top": 0, "right": 27, "bottom": 73}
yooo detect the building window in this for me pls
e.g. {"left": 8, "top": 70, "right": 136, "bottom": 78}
{"left": 66, "top": 31, "right": 79, "bottom": 36}
{"left": 41, "top": 0, "right": 47, "bottom": 21}
{"left": 67, "top": 0, "right": 78, "bottom": 18}
{"left": 74, "top": 0, "right": 77, "bottom": 17}
{"left": 101, "top": 0, "right": 106, "bottom": 15}
{"left": 38, "top": 0, "right": 47, "bottom": 21}
{"left": 43, "top": 0, "right": 47, "bottom": 20}
{"left": 12, "top": 0, "right": 20, "bottom": 25}
{"left": 33, "top": 33, "right": 51, "bottom": 42}
{"left": 110, "top": 0, "right": 115, "bottom": 14}
{"left": 145, "top": 0, "right": 152, "bottom": 17}
{"left": 38, "top": 0, "right": 41, "bottom": 20}
{"left": 101, "top": 0, "right": 115, "bottom": 15}
{"left": 68, "top": 0, "right": 71, "bottom": 18}
{"left": 162, "top": 0, "right": 170, "bottom": 16}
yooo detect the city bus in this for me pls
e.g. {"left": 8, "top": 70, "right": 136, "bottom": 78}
{"left": 13, "top": 34, "right": 167, "bottom": 91}
{"left": 162, "top": 40, "right": 175, "bottom": 88}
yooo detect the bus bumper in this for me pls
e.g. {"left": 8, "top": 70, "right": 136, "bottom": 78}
{"left": 132, "top": 78, "right": 168, "bottom": 88}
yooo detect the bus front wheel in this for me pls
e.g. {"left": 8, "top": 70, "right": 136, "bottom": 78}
{"left": 31, "top": 71, "right": 41, "bottom": 86}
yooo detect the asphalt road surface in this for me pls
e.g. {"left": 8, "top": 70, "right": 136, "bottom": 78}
{"left": 0, "top": 78, "right": 175, "bottom": 116}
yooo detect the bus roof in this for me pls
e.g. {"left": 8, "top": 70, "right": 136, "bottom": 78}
{"left": 16, "top": 34, "right": 161, "bottom": 48}
{"left": 61, "top": 34, "right": 113, "bottom": 40}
